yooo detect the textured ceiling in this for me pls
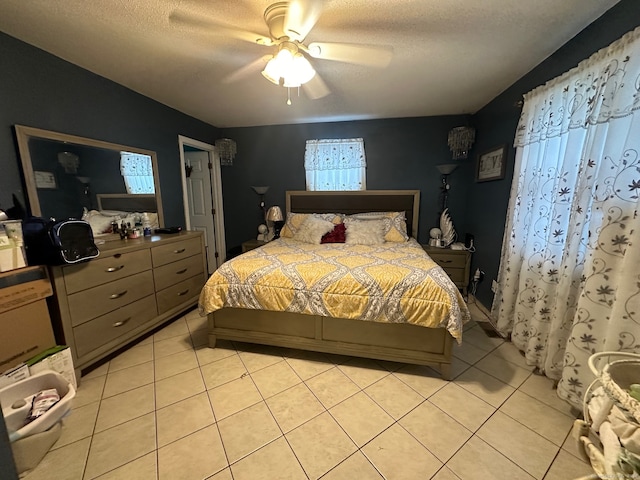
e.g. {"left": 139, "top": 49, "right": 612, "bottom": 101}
{"left": 0, "top": 0, "right": 620, "bottom": 127}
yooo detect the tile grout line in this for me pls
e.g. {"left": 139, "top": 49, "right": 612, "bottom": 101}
{"left": 47, "top": 311, "right": 587, "bottom": 480}
{"left": 197, "top": 336, "right": 235, "bottom": 479}
{"left": 233, "top": 346, "right": 312, "bottom": 477}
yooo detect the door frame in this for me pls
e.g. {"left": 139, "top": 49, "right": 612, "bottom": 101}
{"left": 178, "top": 135, "right": 226, "bottom": 269}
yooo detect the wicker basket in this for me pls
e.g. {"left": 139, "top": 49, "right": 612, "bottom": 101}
{"left": 589, "top": 352, "right": 640, "bottom": 424}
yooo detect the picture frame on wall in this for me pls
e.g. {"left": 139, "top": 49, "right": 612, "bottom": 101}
{"left": 476, "top": 145, "right": 507, "bottom": 182}
{"left": 34, "top": 171, "right": 57, "bottom": 189}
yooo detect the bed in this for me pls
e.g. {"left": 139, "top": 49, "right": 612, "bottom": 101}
{"left": 199, "top": 190, "right": 470, "bottom": 379}
{"left": 81, "top": 193, "right": 161, "bottom": 239}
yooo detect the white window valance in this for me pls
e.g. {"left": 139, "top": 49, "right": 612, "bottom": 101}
{"left": 304, "top": 138, "right": 366, "bottom": 191}
{"left": 120, "top": 152, "right": 155, "bottom": 194}
{"left": 514, "top": 26, "right": 640, "bottom": 147}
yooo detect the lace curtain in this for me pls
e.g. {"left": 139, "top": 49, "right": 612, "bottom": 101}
{"left": 304, "top": 138, "right": 366, "bottom": 191}
{"left": 120, "top": 152, "right": 155, "bottom": 194}
{"left": 492, "top": 26, "right": 640, "bottom": 408}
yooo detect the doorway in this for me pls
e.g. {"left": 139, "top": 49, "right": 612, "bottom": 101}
{"left": 178, "top": 136, "right": 226, "bottom": 273}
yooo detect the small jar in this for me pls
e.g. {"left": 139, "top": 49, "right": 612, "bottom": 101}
{"left": 128, "top": 228, "right": 141, "bottom": 239}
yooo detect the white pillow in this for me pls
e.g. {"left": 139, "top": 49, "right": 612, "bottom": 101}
{"left": 347, "top": 211, "right": 409, "bottom": 242}
{"left": 82, "top": 209, "right": 113, "bottom": 236}
{"left": 293, "top": 216, "right": 335, "bottom": 244}
{"left": 344, "top": 218, "right": 386, "bottom": 245}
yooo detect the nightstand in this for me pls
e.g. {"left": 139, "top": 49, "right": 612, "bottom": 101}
{"left": 422, "top": 245, "right": 472, "bottom": 296}
{"left": 242, "top": 239, "right": 266, "bottom": 253}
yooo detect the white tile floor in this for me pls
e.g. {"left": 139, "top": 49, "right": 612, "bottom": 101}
{"left": 22, "top": 302, "right": 595, "bottom": 479}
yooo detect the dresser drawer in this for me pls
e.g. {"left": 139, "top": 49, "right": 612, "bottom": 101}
{"left": 73, "top": 294, "right": 158, "bottom": 357}
{"left": 62, "top": 249, "right": 152, "bottom": 294}
{"left": 152, "top": 237, "right": 202, "bottom": 268}
{"left": 156, "top": 274, "right": 205, "bottom": 315}
{"left": 443, "top": 268, "right": 466, "bottom": 284}
{"left": 153, "top": 254, "right": 205, "bottom": 292}
{"left": 68, "top": 270, "right": 155, "bottom": 326}
{"left": 428, "top": 252, "right": 467, "bottom": 269}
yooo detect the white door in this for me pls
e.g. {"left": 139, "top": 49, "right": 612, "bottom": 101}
{"left": 179, "top": 137, "right": 226, "bottom": 273}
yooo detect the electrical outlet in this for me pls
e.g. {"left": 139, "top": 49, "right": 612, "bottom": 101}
{"left": 491, "top": 279, "right": 498, "bottom": 293}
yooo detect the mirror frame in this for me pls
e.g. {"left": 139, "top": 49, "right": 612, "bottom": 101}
{"left": 14, "top": 125, "right": 164, "bottom": 225}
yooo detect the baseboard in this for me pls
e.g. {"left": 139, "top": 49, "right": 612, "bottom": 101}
{"left": 472, "top": 296, "right": 492, "bottom": 318}
{"left": 467, "top": 295, "right": 506, "bottom": 339}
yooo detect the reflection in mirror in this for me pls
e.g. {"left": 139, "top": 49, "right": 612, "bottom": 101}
{"left": 14, "top": 125, "right": 164, "bottom": 235}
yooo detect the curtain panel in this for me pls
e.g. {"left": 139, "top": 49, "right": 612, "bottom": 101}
{"left": 492, "top": 26, "right": 640, "bottom": 408}
{"left": 304, "top": 138, "right": 366, "bottom": 191}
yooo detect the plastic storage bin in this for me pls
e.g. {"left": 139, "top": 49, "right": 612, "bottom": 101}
{"left": 0, "top": 369, "right": 75, "bottom": 442}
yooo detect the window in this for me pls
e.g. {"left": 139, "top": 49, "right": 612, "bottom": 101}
{"left": 304, "top": 138, "right": 366, "bottom": 191}
{"left": 120, "top": 152, "right": 155, "bottom": 194}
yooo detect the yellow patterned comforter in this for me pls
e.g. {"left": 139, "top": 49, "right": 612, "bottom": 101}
{"left": 198, "top": 238, "right": 470, "bottom": 341}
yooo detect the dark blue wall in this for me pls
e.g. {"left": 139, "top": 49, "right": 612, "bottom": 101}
{"left": 219, "top": 116, "right": 473, "bottom": 252}
{"left": 1, "top": 0, "right": 637, "bottom": 303}
{"left": 0, "top": 31, "right": 218, "bottom": 227}
{"left": 466, "top": 0, "right": 640, "bottom": 308}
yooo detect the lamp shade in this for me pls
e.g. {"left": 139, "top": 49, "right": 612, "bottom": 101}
{"left": 251, "top": 186, "right": 269, "bottom": 195}
{"left": 436, "top": 164, "right": 458, "bottom": 175}
{"left": 266, "top": 206, "right": 283, "bottom": 222}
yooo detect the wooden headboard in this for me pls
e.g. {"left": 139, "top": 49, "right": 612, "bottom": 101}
{"left": 96, "top": 194, "right": 158, "bottom": 213}
{"left": 285, "top": 190, "right": 420, "bottom": 239}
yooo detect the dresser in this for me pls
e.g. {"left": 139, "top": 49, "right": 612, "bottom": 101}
{"left": 422, "top": 245, "right": 472, "bottom": 296}
{"left": 47, "top": 231, "right": 207, "bottom": 379}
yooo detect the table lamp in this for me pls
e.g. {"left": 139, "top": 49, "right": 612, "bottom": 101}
{"left": 266, "top": 206, "right": 284, "bottom": 240}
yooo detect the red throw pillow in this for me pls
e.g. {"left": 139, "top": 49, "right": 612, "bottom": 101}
{"left": 321, "top": 223, "right": 346, "bottom": 243}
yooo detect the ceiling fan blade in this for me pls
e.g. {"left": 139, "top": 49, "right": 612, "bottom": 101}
{"left": 222, "top": 55, "right": 272, "bottom": 84}
{"left": 284, "top": 0, "right": 323, "bottom": 42}
{"left": 169, "top": 10, "right": 272, "bottom": 46}
{"left": 307, "top": 42, "right": 393, "bottom": 68}
{"left": 303, "top": 73, "right": 330, "bottom": 99}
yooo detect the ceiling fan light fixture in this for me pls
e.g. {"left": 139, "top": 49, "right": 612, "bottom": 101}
{"left": 262, "top": 47, "right": 293, "bottom": 85}
{"left": 261, "top": 43, "right": 315, "bottom": 88}
{"left": 283, "top": 54, "right": 315, "bottom": 87}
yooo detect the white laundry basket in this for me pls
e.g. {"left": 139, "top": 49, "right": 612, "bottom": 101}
{"left": 0, "top": 369, "right": 75, "bottom": 442}
{"left": 573, "top": 352, "right": 640, "bottom": 479}
{"left": 0, "top": 370, "right": 75, "bottom": 474}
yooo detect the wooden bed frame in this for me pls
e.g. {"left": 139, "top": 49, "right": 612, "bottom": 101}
{"left": 208, "top": 190, "right": 454, "bottom": 379}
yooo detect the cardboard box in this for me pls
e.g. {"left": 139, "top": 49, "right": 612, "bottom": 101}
{"left": 0, "top": 300, "right": 56, "bottom": 373}
{"left": 0, "top": 266, "right": 52, "bottom": 315}
{"left": 27, "top": 346, "right": 77, "bottom": 390}
{"left": 0, "top": 363, "right": 30, "bottom": 389}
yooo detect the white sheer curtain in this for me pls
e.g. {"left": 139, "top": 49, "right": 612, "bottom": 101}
{"left": 304, "top": 138, "right": 366, "bottom": 191}
{"left": 492, "top": 26, "right": 640, "bottom": 408}
{"left": 120, "top": 152, "right": 155, "bottom": 194}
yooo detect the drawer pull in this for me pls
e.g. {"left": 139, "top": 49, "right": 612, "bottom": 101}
{"left": 439, "top": 260, "right": 453, "bottom": 264}
{"left": 109, "top": 290, "right": 128, "bottom": 299}
{"left": 112, "top": 318, "right": 131, "bottom": 328}
{"left": 177, "top": 289, "right": 190, "bottom": 297}
{"left": 106, "top": 265, "right": 125, "bottom": 273}
{"left": 173, "top": 248, "right": 186, "bottom": 254}
{"left": 176, "top": 268, "right": 188, "bottom": 275}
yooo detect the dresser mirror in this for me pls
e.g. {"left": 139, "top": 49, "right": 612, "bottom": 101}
{"left": 14, "top": 125, "right": 164, "bottom": 227}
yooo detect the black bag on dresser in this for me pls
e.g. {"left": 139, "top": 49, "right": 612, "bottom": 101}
{"left": 23, "top": 217, "right": 100, "bottom": 265}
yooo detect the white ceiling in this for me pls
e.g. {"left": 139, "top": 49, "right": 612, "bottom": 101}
{"left": 0, "top": 0, "right": 620, "bottom": 128}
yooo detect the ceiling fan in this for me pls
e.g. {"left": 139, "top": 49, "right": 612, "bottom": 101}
{"left": 170, "top": 0, "right": 393, "bottom": 104}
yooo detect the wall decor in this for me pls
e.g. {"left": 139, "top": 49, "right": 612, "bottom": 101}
{"left": 476, "top": 145, "right": 507, "bottom": 182}
{"left": 34, "top": 171, "right": 57, "bottom": 189}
